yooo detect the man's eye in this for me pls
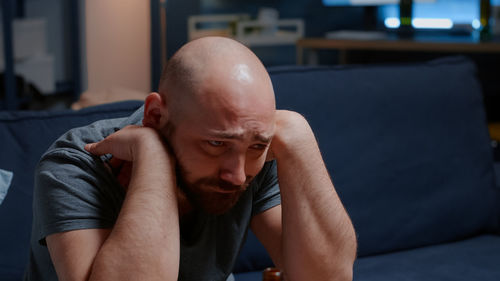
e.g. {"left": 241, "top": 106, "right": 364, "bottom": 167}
{"left": 250, "top": 144, "right": 267, "bottom": 150}
{"left": 207, "top": 140, "right": 224, "bottom": 147}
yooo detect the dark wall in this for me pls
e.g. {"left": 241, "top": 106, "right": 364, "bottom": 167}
{"left": 166, "top": 0, "right": 368, "bottom": 65}
{"left": 166, "top": 0, "right": 201, "bottom": 59}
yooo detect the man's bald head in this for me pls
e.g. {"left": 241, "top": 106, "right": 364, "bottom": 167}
{"left": 143, "top": 37, "right": 277, "bottom": 215}
{"left": 156, "top": 37, "right": 275, "bottom": 124}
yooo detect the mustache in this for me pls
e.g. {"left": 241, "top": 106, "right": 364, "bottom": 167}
{"left": 173, "top": 159, "right": 253, "bottom": 195}
{"left": 195, "top": 176, "right": 252, "bottom": 192}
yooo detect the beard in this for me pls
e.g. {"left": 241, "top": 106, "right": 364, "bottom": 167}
{"left": 160, "top": 122, "right": 251, "bottom": 215}
{"left": 176, "top": 165, "right": 251, "bottom": 215}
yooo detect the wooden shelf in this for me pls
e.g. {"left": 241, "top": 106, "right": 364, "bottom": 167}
{"left": 297, "top": 36, "right": 500, "bottom": 64}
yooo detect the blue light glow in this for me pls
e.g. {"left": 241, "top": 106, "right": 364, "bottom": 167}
{"left": 380, "top": 0, "right": 480, "bottom": 26}
{"left": 384, "top": 17, "right": 454, "bottom": 29}
{"left": 385, "top": 18, "right": 401, "bottom": 28}
{"left": 472, "top": 19, "right": 481, "bottom": 29}
{"left": 323, "top": 0, "right": 398, "bottom": 5}
{"left": 412, "top": 18, "right": 454, "bottom": 29}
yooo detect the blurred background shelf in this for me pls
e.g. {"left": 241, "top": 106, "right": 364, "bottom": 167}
{"left": 297, "top": 35, "right": 500, "bottom": 64}
{"left": 1, "top": 0, "right": 81, "bottom": 110}
{"left": 2, "top": 0, "right": 500, "bottom": 120}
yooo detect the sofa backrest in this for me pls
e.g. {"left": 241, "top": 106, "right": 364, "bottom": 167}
{"left": 235, "top": 56, "right": 500, "bottom": 272}
{"left": 0, "top": 101, "right": 143, "bottom": 280}
{"left": 273, "top": 56, "right": 500, "bottom": 255}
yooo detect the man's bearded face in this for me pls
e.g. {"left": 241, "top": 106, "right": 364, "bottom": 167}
{"left": 162, "top": 113, "right": 273, "bottom": 215}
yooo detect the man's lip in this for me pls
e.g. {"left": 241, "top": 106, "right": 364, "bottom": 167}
{"left": 212, "top": 184, "right": 249, "bottom": 194}
{"left": 213, "top": 188, "right": 241, "bottom": 194}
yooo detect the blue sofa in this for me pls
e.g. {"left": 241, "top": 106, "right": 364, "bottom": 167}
{"left": 1, "top": 56, "right": 499, "bottom": 281}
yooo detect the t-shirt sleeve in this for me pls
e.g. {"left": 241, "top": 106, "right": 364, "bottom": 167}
{"left": 34, "top": 148, "right": 124, "bottom": 245}
{"left": 251, "top": 160, "right": 281, "bottom": 216}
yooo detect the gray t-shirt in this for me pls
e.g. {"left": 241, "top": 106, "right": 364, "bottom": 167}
{"left": 24, "top": 106, "right": 281, "bottom": 281}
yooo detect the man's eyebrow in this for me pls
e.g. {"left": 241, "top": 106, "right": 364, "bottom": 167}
{"left": 208, "top": 132, "right": 273, "bottom": 143}
{"left": 253, "top": 134, "right": 273, "bottom": 143}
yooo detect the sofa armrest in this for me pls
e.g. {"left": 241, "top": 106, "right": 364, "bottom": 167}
{"left": 495, "top": 162, "right": 500, "bottom": 189}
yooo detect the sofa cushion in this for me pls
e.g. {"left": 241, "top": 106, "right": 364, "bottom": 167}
{"left": 0, "top": 100, "right": 143, "bottom": 279}
{"left": 354, "top": 235, "right": 500, "bottom": 281}
{"left": 234, "top": 271, "right": 262, "bottom": 281}
{"left": 268, "top": 56, "right": 500, "bottom": 257}
{"left": 234, "top": 235, "right": 500, "bottom": 281}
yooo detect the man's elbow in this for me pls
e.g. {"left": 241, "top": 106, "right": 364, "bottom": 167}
{"left": 333, "top": 266, "right": 354, "bottom": 281}
{"left": 328, "top": 239, "right": 357, "bottom": 281}
{"left": 320, "top": 257, "right": 354, "bottom": 281}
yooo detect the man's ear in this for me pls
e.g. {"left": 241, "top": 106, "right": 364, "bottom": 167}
{"left": 143, "top": 92, "right": 168, "bottom": 129}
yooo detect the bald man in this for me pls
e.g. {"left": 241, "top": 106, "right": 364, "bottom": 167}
{"left": 25, "top": 37, "right": 356, "bottom": 281}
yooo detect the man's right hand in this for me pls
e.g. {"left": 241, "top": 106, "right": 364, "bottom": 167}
{"left": 85, "top": 125, "right": 176, "bottom": 190}
{"left": 85, "top": 125, "right": 172, "bottom": 164}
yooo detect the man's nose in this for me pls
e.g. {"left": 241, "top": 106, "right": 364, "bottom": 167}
{"left": 219, "top": 154, "right": 247, "bottom": 187}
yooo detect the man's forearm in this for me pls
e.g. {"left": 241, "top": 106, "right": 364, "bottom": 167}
{"left": 274, "top": 113, "right": 357, "bottom": 281}
{"left": 89, "top": 145, "right": 180, "bottom": 281}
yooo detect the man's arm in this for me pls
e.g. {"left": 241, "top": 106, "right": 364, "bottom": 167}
{"left": 46, "top": 126, "right": 180, "bottom": 281}
{"left": 252, "top": 110, "right": 357, "bottom": 281}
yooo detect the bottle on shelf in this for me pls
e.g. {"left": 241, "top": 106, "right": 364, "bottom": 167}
{"left": 399, "top": 0, "right": 414, "bottom": 37}
{"left": 480, "top": 0, "right": 492, "bottom": 40}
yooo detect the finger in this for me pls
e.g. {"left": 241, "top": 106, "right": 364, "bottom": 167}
{"left": 84, "top": 143, "right": 96, "bottom": 153}
{"left": 84, "top": 141, "right": 109, "bottom": 156}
